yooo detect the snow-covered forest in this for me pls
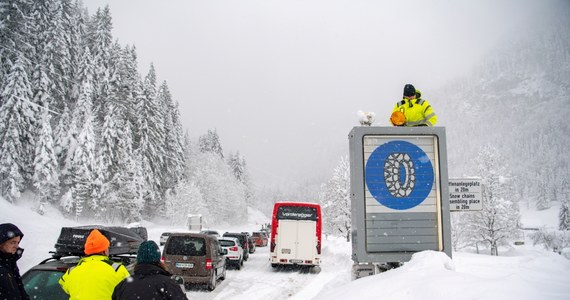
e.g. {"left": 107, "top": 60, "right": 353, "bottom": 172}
{"left": 0, "top": 1, "right": 254, "bottom": 226}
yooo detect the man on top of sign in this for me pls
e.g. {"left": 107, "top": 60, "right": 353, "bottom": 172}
{"left": 390, "top": 84, "right": 438, "bottom": 127}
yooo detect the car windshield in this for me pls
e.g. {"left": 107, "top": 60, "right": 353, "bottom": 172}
{"left": 165, "top": 236, "right": 206, "bottom": 256}
{"left": 23, "top": 269, "right": 67, "bottom": 300}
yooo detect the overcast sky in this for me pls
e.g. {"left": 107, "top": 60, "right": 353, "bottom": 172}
{"left": 83, "top": 0, "right": 538, "bottom": 187}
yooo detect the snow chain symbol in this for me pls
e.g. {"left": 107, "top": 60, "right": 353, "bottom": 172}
{"left": 384, "top": 153, "right": 416, "bottom": 198}
{"left": 365, "top": 140, "right": 434, "bottom": 210}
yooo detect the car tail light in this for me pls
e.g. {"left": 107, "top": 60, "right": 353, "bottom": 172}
{"left": 230, "top": 246, "right": 238, "bottom": 251}
{"left": 206, "top": 258, "right": 212, "bottom": 270}
{"left": 161, "top": 255, "right": 165, "bottom": 263}
{"left": 271, "top": 242, "right": 276, "bottom": 252}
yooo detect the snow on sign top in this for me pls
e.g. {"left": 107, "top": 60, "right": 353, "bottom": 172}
{"left": 449, "top": 178, "right": 482, "bottom": 211}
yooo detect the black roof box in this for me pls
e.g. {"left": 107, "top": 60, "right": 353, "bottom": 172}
{"left": 54, "top": 225, "right": 144, "bottom": 257}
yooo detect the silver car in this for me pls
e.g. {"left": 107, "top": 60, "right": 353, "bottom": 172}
{"left": 160, "top": 232, "right": 171, "bottom": 246}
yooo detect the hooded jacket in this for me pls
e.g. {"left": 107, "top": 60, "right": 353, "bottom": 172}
{"left": 392, "top": 97, "right": 437, "bottom": 126}
{"left": 0, "top": 223, "right": 29, "bottom": 300}
{"left": 112, "top": 263, "right": 188, "bottom": 300}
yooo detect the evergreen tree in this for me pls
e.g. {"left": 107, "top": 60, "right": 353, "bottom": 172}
{"left": 67, "top": 75, "right": 99, "bottom": 218}
{"left": 0, "top": 57, "right": 36, "bottom": 202}
{"left": 158, "top": 81, "right": 185, "bottom": 191}
{"left": 560, "top": 199, "right": 570, "bottom": 231}
{"left": 69, "top": 112, "right": 98, "bottom": 219}
{"left": 0, "top": 0, "right": 32, "bottom": 91}
{"left": 32, "top": 108, "right": 60, "bottom": 214}
{"left": 199, "top": 129, "right": 224, "bottom": 158}
{"left": 87, "top": 5, "right": 113, "bottom": 119}
{"left": 536, "top": 179, "right": 551, "bottom": 210}
{"left": 137, "top": 64, "right": 166, "bottom": 216}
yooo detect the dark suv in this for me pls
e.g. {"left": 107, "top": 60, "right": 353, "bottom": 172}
{"left": 22, "top": 254, "right": 136, "bottom": 299}
{"left": 222, "top": 232, "right": 249, "bottom": 261}
{"left": 21, "top": 225, "right": 144, "bottom": 299}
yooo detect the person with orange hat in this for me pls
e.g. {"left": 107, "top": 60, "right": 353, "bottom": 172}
{"left": 390, "top": 84, "right": 437, "bottom": 127}
{"left": 59, "top": 229, "right": 130, "bottom": 299}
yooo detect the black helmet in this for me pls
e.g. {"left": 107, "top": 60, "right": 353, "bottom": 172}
{"left": 403, "top": 84, "right": 416, "bottom": 97}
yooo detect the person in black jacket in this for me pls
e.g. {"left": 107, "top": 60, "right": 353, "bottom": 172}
{"left": 0, "top": 223, "right": 30, "bottom": 300}
{"left": 112, "top": 240, "right": 187, "bottom": 300}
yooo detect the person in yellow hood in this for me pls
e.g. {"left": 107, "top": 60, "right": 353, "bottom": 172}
{"left": 59, "top": 229, "right": 130, "bottom": 300}
{"left": 390, "top": 84, "right": 437, "bottom": 126}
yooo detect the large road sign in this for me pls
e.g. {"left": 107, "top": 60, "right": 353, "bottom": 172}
{"left": 349, "top": 127, "right": 452, "bottom": 265}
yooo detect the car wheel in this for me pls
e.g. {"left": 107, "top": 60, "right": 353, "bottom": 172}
{"left": 240, "top": 257, "right": 244, "bottom": 266}
{"left": 220, "top": 265, "right": 226, "bottom": 280}
{"left": 207, "top": 271, "right": 216, "bottom": 291}
{"left": 236, "top": 260, "right": 241, "bottom": 270}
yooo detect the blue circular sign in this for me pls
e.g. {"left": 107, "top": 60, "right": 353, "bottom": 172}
{"left": 365, "top": 140, "right": 434, "bottom": 210}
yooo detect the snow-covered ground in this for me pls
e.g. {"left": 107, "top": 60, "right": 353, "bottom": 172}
{"left": 2, "top": 198, "right": 570, "bottom": 300}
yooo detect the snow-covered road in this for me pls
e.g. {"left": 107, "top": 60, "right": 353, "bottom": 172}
{"left": 176, "top": 239, "right": 352, "bottom": 299}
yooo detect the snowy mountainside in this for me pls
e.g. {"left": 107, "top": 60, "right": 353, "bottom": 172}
{"left": 434, "top": 5, "right": 570, "bottom": 207}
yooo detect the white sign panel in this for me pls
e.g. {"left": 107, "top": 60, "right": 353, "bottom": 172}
{"left": 449, "top": 179, "right": 482, "bottom": 211}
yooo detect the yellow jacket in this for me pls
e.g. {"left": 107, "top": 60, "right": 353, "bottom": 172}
{"left": 391, "top": 97, "right": 437, "bottom": 126}
{"left": 59, "top": 255, "right": 130, "bottom": 300}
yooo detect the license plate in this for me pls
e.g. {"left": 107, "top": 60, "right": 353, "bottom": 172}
{"left": 176, "top": 262, "right": 194, "bottom": 268}
{"left": 290, "top": 259, "right": 303, "bottom": 263}
{"left": 281, "top": 248, "right": 291, "bottom": 254}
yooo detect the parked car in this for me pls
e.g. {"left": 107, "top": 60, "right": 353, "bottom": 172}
{"left": 218, "top": 237, "right": 244, "bottom": 270}
{"left": 242, "top": 232, "right": 256, "bottom": 254}
{"left": 22, "top": 254, "right": 136, "bottom": 299}
{"left": 22, "top": 226, "right": 140, "bottom": 299}
{"left": 222, "top": 232, "right": 249, "bottom": 261}
{"left": 199, "top": 229, "right": 221, "bottom": 238}
{"left": 247, "top": 236, "right": 256, "bottom": 254}
{"left": 162, "top": 233, "right": 227, "bottom": 291}
{"left": 160, "top": 232, "right": 171, "bottom": 246}
{"left": 251, "top": 231, "right": 269, "bottom": 247}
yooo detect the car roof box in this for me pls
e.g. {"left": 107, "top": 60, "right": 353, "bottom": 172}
{"left": 54, "top": 225, "right": 144, "bottom": 257}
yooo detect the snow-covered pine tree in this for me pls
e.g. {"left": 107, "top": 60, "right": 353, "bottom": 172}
{"left": 319, "top": 155, "right": 351, "bottom": 241}
{"left": 536, "top": 179, "right": 551, "bottom": 210}
{"left": 0, "top": 0, "right": 33, "bottom": 91}
{"left": 560, "top": 199, "right": 570, "bottom": 231}
{"left": 466, "top": 145, "right": 521, "bottom": 256}
{"left": 69, "top": 112, "right": 98, "bottom": 219}
{"left": 137, "top": 64, "right": 166, "bottom": 217}
{"left": 67, "top": 74, "right": 99, "bottom": 218}
{"left": 199, "top": 129, "right": 224, "bottom": 158}
{"left": 228, "top": 152, "right": 245, "bottom": 183}
{"left": 158, "top": 81, "right": 185, "bottom": 191}
{"left": 118, "top": 128, "right": 145, "bottom": 224}
{"left": 0, "top": 57, "right": 36, "bottom": 202}
{"left": 32, "top": 108, "right": 60, "bottom": 214}
{"left": 227, "top": 151, "right": 255, "bottom": 206}
{"left": 87, "top": 5, "right": 113, "bottom": 120}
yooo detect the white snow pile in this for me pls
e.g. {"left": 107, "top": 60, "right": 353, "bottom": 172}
{"left": 314, "top": 249, "right": 570, "bottom": 300}
{"left": 357, "top": 110, "right": 376, "bottom": 126}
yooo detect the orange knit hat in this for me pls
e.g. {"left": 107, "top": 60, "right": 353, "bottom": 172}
{"left": 84, "top": 229, "right": 110, "bottom": 255}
